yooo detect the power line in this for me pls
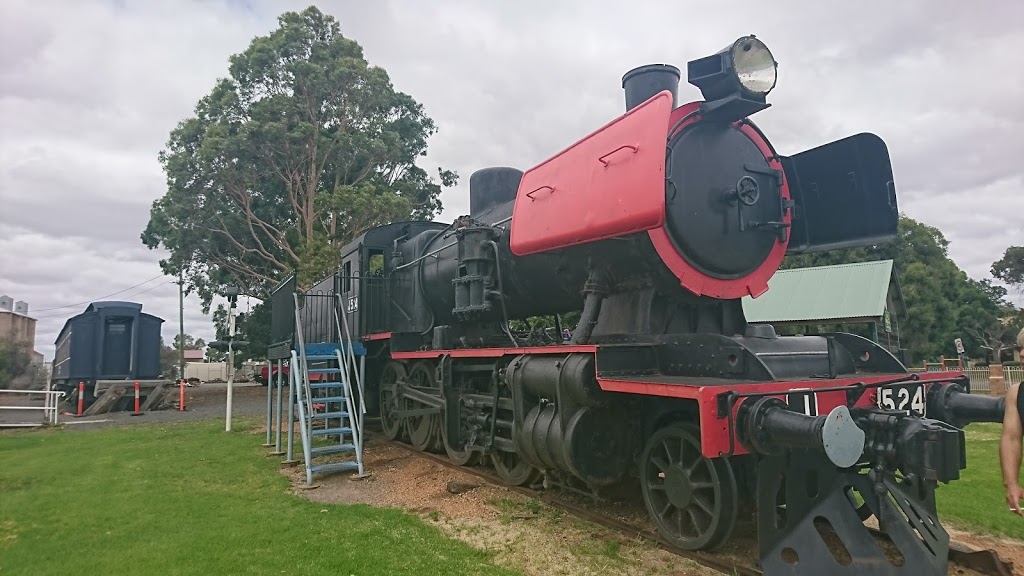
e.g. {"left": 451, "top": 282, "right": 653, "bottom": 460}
{"left": 30, "top": 274, "right": 169, "bottom": 313}
{"left": 33, "top": 280, "right": 177, "bottom": 319}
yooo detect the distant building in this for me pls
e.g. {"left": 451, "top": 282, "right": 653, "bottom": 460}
{"left": 0, "top": 295, "right": 46, "bottom": 389}
{"left": 183, "top": 349, "right": 205, "bottom": 362}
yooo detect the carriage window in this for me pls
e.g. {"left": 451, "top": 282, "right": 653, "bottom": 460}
{"left": 368, "top": 250, "right": 385, "bottom": 277}
{"left": 342, "top": 261, "right": 351, "bottom": 292}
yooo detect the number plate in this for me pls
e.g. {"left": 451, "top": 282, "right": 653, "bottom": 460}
{"left": 877, "top": 383, "right": 926, "bottom": 416}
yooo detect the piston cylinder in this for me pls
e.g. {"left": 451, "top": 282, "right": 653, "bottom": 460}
{"left": 507, "top": 354, "right": 631, "bottom": 486}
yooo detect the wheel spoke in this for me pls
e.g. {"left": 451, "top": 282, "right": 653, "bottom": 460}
{"left": 686, "top": 454, "right": 702, "bottom": 475}
{"left": 686, "top": 507, "right": 701, "bottom": 534}
{"left": 693, "top": 494, "right": 714, "bottom": 516}
{"left": 658, "top": 499, "right": 673, "bottom": 519}
{"left": 662, "top": 440, "right": 675, "bottom": 465}
{"left": 651, "top": 456, "right": 670, "bottom": 473}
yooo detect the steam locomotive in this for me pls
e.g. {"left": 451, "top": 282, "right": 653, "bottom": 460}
{"left": 272, "top": 36, "right": 1007, "bottom": 575}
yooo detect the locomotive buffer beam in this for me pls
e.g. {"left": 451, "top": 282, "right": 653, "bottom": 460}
{"left": 736, "top": 394, "right": 968, "bottom": 575}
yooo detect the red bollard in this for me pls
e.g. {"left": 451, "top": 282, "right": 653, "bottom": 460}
{"left": 179, "top": 380, "right": 186, "bottom": 411}
{"left": 77, "top": 382, "right": 84, "bottom": 416}
{"left": 130, "top": 381, "right": 143, "bottom": 416}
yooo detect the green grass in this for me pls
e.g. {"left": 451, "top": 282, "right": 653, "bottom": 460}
{"left": 0, "top": 419, "right": 521, "bottom": 576}
{"left": 936, "top": 423, "right": 1024, "bottom": 540}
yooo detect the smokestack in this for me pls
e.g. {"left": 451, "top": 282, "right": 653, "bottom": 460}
{"left": 469, "top": 167, "right": 524, "bottom": 216}
{"left": 621, "top": 64, "right": 681, "bottom": 111}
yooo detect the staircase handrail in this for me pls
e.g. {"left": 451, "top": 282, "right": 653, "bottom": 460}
{"left": 292, "top": 293, "right": 314, "bottom": 420}
{"left": 290, "top": 349, "right": 314, "bottom": 485}
{"left": 335, "top": 293, "right": 367, "bottom": 426}
{"left": 332, "top": 299, "right": 364, "bottom": 460}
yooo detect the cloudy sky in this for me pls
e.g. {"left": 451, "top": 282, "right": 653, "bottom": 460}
{"left": 1, "top": 0, "right": 1022, "bottom": 361}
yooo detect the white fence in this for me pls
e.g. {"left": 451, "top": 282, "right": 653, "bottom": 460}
{"left": 955, "top": 367, "right": 1021, "bottom": 394}
{"left": 910, "top": 366, "right": 1021, "bottom": 394}
{"left": 0, "top": 387, "right": 65, "bottom": 427}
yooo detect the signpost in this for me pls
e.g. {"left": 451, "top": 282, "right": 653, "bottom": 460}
{"left": 210, "top": 287, "right": 249, "bottom": 433}
{"left": 954, "top": 338, "right": 965, "bottom": 355}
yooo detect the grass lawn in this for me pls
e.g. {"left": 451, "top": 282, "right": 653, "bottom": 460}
{"left": 936, "top": 422, "right": 1024, "bottom": 541}
{"left": 0, "top": 418, "right": 521, "bottom": 576}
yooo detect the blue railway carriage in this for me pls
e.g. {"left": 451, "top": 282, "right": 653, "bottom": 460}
{"left": 51, "top": 301, "right": 164, "bottom": 401}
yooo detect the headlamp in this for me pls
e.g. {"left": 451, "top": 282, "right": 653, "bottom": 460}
{"left": 731, "top": 37, "right": 776, "bottom": 95}
{"left": 686, "top": 35, "right": 778, "bottom": 122}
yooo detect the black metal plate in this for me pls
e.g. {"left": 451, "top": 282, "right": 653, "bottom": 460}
{"left": 782, "top": 133, "right": 899, "bottom": 253}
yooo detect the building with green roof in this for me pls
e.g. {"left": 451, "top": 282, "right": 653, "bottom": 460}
{"left": 742, "top": 260, "right": 906, "bottom": 357}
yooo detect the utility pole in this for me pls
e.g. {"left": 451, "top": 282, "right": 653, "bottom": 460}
{"left": 178, "top": 272, "right": 185, "bottom": 381}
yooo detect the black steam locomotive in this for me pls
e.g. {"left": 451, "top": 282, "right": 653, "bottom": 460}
{"left": 271, "top": 36, "right": 1006, "bottom": 575}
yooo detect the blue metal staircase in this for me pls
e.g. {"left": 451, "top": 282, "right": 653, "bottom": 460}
{"left": 291, "top": 294, "right": 367, "bottom": 486}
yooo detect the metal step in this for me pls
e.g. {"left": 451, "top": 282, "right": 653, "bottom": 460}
{"left": 310, "top": 460, "right": 359, "bottom": 475}
{"left": 309, "top": 381, "right": 344, "bottom": 389}
{"left": 311, "top": 426, "right": 352, "bottom": 436}
{"left": 307, "top": 368, "right": 342, "bottom": 375}
{"left": 303, "top": 354, "right": 339, "bottom": 362}
{"left": 311, "top": 411, "right": 349, "bottom": 419}
{"left": 311, "top": 444, "right": 355, "bottom": 457}
{"left": 310, "top": 395, "right": 346, "bottom": 403}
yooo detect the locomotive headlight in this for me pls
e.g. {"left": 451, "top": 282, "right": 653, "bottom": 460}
{"left": 687, "top": 35, "right": 778, "bottom": 121}
{"left": 731, "top": 37, "right": 776, "bottom": 95}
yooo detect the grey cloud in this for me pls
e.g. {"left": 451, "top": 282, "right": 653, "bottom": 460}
{"left": 1, "top": 0, "right": 1022, "bottom": 361}
{"left": 0, "top": 224, "right": 222, "bottom": 358}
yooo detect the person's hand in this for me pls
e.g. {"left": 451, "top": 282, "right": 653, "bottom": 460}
{"left": 1008, "top": 484, "right": 1024, "bottom": 517}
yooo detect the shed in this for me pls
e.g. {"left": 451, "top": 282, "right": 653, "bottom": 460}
{"left": 183, "top": 349, "right": 205, "bottom": 361}
{"left": 742, "top": 260, "right": 905, "bottom": 355}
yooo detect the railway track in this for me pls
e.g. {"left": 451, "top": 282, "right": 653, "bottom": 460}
{"left": 364, "top": 431, "right": 1014, "bottom": 576}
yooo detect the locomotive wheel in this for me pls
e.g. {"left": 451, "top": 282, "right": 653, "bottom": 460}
{"left": 490, "top": 449, "right": 541, "bottom": 487}
{"left": 405, "top": 362, "right": 443, "bottom": 452}
{"left": 378, "top": 361, "right": 406, "bottom": 440}
{"left": 441, "top": 404, "right": 477, "bottom": 466}
{"left": 640, "top": 423, "right": 738, "bottom": 551}
{"left": 438, "top": 412, "right": 473, "bottom": 461}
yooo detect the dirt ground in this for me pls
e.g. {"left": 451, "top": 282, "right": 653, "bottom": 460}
{"left": 287, "top": 438, "right": 721, "bottom": 576}
{"left": 283, "top": 437, "right": 1024, "bottom": 576}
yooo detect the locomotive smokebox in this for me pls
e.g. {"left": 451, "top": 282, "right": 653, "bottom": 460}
{"left": 622, "top": 64, "right": 680, "bottom": 111}
{"left": 469, "top": 167, "right": 524, "bottom": 216}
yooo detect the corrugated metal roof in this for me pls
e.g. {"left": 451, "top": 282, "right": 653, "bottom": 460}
{"left": 742, "top": 260, "right": 894, "bottom": 323}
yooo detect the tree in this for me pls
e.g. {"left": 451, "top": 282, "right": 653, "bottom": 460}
{"left": 964, "top": 307, "right": 1024, "bottom": 364}
{"left": 992, "top": 246, "right": 1024, "bottom": 292}
{"left": 781, "top": 215, "right": 1007, "bottom": 362}
{"left": 141, "top": 6, "right": 456, "bottom": 312}
{"left": 0, "top": 337, "right": 31, "bottom": 389}
{"left": 159, "top": 334, "right": 207, "bottom": 378}
{"left": 206, "top": 301, "right": 271, "bottom": 367}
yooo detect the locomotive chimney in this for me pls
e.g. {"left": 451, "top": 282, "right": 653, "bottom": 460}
{"left": 469, "top": 167, "right": 524, "bottom": 216}
{"left": 621, "top": 64, "right": 680, "bottom": 111}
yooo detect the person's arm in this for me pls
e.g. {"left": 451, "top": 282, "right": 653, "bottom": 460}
{"left": 1001, "top": 383, "right": 1023, "bottom": 516}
